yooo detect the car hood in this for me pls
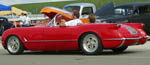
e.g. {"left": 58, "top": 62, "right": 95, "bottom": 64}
{"left": 40, "top": 6, "right": 72, "bottom": 19}
{"left": 95, "top": 2, "right": 115, "bottom": 17}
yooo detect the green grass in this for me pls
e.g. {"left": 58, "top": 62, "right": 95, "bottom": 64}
{"left": 11, "top": 0, "right": 150, "bottom": 14}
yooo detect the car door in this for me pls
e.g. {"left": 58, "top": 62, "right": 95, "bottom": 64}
{"left": 21, "top": 27, "right": 45, "bottom": 50}
{"left": 43, "top": 26, "right": 79, "bottom": 51}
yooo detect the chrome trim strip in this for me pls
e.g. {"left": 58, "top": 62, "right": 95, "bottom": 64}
{"left": 104, "top": 37, "right": 144, "bottom": 41}
{"left": 104, "top": 38, "right": 123, "bottom": 40}
{"left": 125, "top": 37, "right": 144, "bottom": 40}
{"left": 24, "top": 38, "right": 27, "bottom": 42}
{"left": 24, "top": 39, "right": 77, "bottom": 43}
{"left": 116, "top": 38, "right": 126, "bottom": 48}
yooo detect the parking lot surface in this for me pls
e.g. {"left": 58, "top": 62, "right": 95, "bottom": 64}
{"left": 0, "top": 39, "right": 150, "bottom": 65}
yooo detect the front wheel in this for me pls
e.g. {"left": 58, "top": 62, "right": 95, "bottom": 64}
{"left": 80, "top": 33, "right": 103, "bottom": 55}
{"left": 6, "top": 36, "right": 24, "bottom": 55}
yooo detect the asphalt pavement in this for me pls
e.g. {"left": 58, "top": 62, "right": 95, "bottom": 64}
{"left": 0, "top": 39, "right": 150, "bottom": 65}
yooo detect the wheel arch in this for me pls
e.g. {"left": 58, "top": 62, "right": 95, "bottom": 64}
{"left": 78, "top": 31, "right": 103, "bottom": 50}
{"left": 4, "top": 34, "right": 26, "bottom": 49}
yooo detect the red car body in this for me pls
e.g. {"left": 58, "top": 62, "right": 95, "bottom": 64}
{"left": 1, "top": 23, "right": 148, "bottom": 51}
{"left": 1, "top": 7, "right": 149, "bottom": 55}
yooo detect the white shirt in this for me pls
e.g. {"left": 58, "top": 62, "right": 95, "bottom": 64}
{"left": 24, "top": 16, "right": 30, "bottom": 25}
{"left": 65, "top": 19, "right": 82, "bottom": 26}
{"left": 19, "top": 16, "right": 30, "bottom": 25}
{"left": 19, "top": 16, "right": 26, "bottom": 22}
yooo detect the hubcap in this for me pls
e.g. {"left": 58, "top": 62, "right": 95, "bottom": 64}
{"left": 83, "top": 34, "right": 98, "bottom": 52}
{"left": 7, "top": 36, "right": 20, "bottom": 53}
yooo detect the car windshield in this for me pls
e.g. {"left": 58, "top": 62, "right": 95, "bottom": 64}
{"left": 48, "top": 13, "right": 72, "bottom": 27}
{"left": 115, "top": 8, "right": 133, "bottom": 16}
{"left": 82, "top": 7, "right": 93, "bottom": 15}
{"left": 64, "top": 6, "right": 80, "bottom": 12}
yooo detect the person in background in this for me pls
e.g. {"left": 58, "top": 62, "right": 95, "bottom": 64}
{"left": 59, "top": 13, "right": 96, "bottom": 26}
{"left": 18, "top": 13, "right": 30, "bottom": 27}
{"left": 72, "top": 10, "right": 80, "bottom": 19}
{"left": 88, "top": 14, "right": 96, "bottom": 23}
{"left": 59, "top": 10, "right": 82, "bottom": 26}
{"left": 18, "top": 13, "right": 25, "bottom": 25}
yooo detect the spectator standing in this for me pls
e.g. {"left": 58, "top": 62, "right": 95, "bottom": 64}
{"left": 18, "top": 13, "right": 30, "bottom": 26}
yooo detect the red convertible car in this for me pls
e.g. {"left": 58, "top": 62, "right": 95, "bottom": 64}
{"left": 1, "top": 11, "right": 149, "bottom": 55}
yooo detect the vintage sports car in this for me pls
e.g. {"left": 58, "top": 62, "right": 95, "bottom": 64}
{"left": 1, "top": 13, "right": 149, "bottom": 55}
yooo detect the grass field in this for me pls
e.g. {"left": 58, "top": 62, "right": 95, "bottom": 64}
{"left": 12, "top": 0, "right": 150, "bottom": 14}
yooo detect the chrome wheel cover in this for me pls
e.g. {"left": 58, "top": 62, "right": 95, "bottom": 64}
{"left": 83, "top": 34, "right": 98, "bottom": 53}
{"left": 7, "top": 36, "right": 20, "bottom": 53}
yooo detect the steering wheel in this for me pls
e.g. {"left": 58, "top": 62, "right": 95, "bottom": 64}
{"left": 48, "top": 13, "right": 72, "bottom": 27}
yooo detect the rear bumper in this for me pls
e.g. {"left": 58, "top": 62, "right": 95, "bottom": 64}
{"left": 104, "top": 36, "right": 149, "bottom": 48}
{"left": 146, "top": 36, "right": 150, "bottom": 41}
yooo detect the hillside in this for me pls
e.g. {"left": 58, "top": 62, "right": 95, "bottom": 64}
{"left": 12, "top": 0, "right": 150, "bottom": 14}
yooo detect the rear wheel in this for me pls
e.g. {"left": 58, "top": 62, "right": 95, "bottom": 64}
{"left": 6, "top": 36, "right": 24, "bottom": 55}
{"left": 80, "top": 33, "right": 103, "bottom": 55}
{"left": 112, "top": 46, "right": 128, "bottom": 53}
